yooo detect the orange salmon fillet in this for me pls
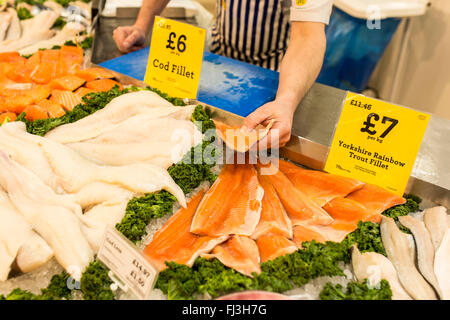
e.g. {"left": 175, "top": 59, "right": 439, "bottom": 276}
{"left": 251, "top": 172, "right": 293, "bottom": 239}
{"left": 75, "top": 67, "right": 115, "bottom": 81}
{"left": 256, "top": 235, "right": 297, "bottom": 262}
{"left": 190, "top": 164, "right": 263, "bottom": 237}
{"left": 202, "top": 235, "right": 261, "bottom": 277}
{"left": 278, "top": 159, "right": 365, "bottom": 207}
{"left": 214, "top": 120, "right": 271, "bottom": 153}
{"left": 85, "top": 79, "right": 123, "bottom": 92}
{"left": 36, "top": 99, "right": 66, "bottom": 118}
{"left": 74, "top": 87, "right": 96, "bottom": 99}
{"left": 50, "top": 75, "right": 86, "bottom": 91}
{"left": 256, "top": 162, "right": 333, "bottom": 226}
{"left": 50, "top": 90, "right": 82, "bottom": 111}
{"left": 143, "top": 190, "right": 229, "bottom": 271}
{"left": 0, "top": 52, "right": 27, "bottom": 64}
{"left": 23, "top": 104, "right": 49, "bottom": 121}
{"left": 346, "top": 184, "right": 406, "bottom": 222}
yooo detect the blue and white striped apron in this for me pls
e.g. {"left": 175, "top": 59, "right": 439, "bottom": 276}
{"left": 210, "top": 0, "right": 291, "bottom": 71}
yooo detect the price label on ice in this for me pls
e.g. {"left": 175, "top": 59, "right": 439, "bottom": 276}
{"left": 325, "top": 92, "right": 430, "bottom": 195}
{"left": 144, "top": 16, "right": 206, "bottom": 99}
{"left": 97, "top": 227, "right": 158, "bottom": 300}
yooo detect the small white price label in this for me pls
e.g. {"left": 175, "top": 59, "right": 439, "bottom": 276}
{"left": 97, "top": 226, "right": 158, "bottom": 300}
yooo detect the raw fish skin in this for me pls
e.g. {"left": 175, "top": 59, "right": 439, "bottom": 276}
{"left": 0, "top": 152, "right": 93, "bottom": 280}
{"left": 351, "top": 245, "right": 412, "bottom": 300}
{"left": 44, "top": 91, "right": 177, "bottom": 143}
{"left": 256, "top": 235, "right": 297, "bottom": 263}
{"left": 255, "top": 162, "right": 333, "bottom": 226}
{"left": 144, "top": 191, "right": 228, "bottom": 271}
{"left": 423, "top": 206, "right": 448, "bottom": 250}
{"left": 347, "top": 184, "right": 406, "bottom": 221}
{"left": 81, "top": 201, "right": 129, "bottom": 253}
{"left": 190, "top": 164, "right": 264, "bottom": 237}
{"left": 15, "top": 232, "right": 54, "bottom": 273}
{"left": 73, "top": 182, "right": 134, "bottom": 209}
{"left": 380, "top": 217, "right": 437, "bottom": 300}
{"left": 278, "top": 159, "right": 365, "bottom": 207}
{"left": 398, "top": 215, "right": 442, "bottom": 299}
{"left": 202, "top": 235, "right": 261, "bottom": 277}
{"left": 0, "top": 122, "right": 63, "bottom": 193}
{"left": 434, "top": 229, "right": 450, "bottom": 300}
{"left": 39, "top": 137, "right": 187, "bottom": 208}
{"left": 251, "top": 173, "right": 293, "bottom": 239}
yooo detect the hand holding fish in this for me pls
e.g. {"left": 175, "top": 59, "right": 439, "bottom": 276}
{"left": 243, "top": 100, "right": 295, "bottom": 149}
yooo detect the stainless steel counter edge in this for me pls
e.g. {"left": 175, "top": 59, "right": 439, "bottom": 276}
{"left": 104, "top": 67, "right": 450, "bottom": 208}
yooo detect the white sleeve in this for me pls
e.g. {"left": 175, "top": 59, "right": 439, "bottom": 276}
{"left": 290, "top": 0, "right": 334, "bottom": 25}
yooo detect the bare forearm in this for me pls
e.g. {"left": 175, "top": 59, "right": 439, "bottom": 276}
{"left": 276, "top": 22, "right": 326, "bottom": 113}
{"left": 135, "top": 0, "right": 171, "bottom": 34}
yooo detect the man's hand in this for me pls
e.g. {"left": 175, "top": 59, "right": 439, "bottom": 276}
{"left": 243, "top": 100, "right": 295, "bottom": 149}
{"left": 113, "top": 25, "right": 146, "bottom": 53}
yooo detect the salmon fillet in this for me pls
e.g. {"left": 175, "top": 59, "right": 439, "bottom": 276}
{"left": 346, "top": 184, "right": 406, "bottom": 222}
{"left": 143, "top": 191, "right": 228, "bottom": 271}
{"left": 49, "top": 75, "right": 86, "bottom": 91}
{"left": 256, "top": 235, "right": 297, "bottom": 262}
{"left": 50, "top": 90, "right": 82, "bottom": 111}
{"left": 293, "top": 196, "right": 390, "bottom": 246}
{"left": 75, "top": 67, "right": 115, "bottom": 82}
{"left": 203, "top": 235, "right": 261, "bottom": 277}
{"left": 190, "top": 164, "right": 264, "bottom": 237}
{"left": 251, "top": 172, "right": 293, "bottom": 239}
{"left": 74, "top": 87, "right": 96, "bottom": 99}
{"left": 85, "top": 79, "right": 123, "bottom": 92}
{"left": 256, "top": 162, "right": 333, "bottom": 226}
{"left": 214, "top": 120, "right": 272, "bottom": 153}
{"left": 279, "top": 159, "right": 365, "bottom": 207}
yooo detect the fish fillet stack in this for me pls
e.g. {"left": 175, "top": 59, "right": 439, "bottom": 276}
{"left": 0, "top": 91, "right": 203, "bottom": 281}
{"left": 143, "top": 158, "right": 408, "bottom": 279}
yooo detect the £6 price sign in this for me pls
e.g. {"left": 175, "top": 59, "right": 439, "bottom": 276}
{"left": 144, "top": 16, "right": 206, "bottom": 99}
{"left": 324, "top": 92, "right": 430, "bottom": 195}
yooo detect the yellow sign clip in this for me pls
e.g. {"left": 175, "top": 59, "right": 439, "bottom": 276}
{"left": 325, "top": 92, "right": 430, "bottom": 195}
{"left": 144, "top": 17, "right": 206, "bottom": 99}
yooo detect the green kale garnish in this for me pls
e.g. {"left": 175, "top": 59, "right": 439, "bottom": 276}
{"left": 191, "top": 105, "right": 215, "bottom": 133}
{"left": 52, "top": 16, "right": 67, "bottom": 30}
{"left": 39, "top": 272, "right": 72, "bottom": 300}
{"left": 148, "top": 87, "right": 186, "bottom": 106}
{"left": 116, "top": 191, "right": 176, "bottom": 243}
{"left": 343, "top": 221, "right": 386, "bottom": 256}
{"left": 1, "top": 288, "right": 36, "bottom": 300}
{"left": 382, "top": 194, "right": 421, "bottom": 221}
{"left": 80, "top": 36, "right": 93, "bottom": 49}
{"left": 320, "top": 279, "right": 392, "bottom": 300}
{"left": 80, "top": 261, "right": 114, "bottom": 300}
{"left": 17, "top": 7, "right": 33, "bottom": 20}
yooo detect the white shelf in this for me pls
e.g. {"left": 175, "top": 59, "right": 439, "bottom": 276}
{"left": 334, "top": 0, "right": 429, "bottom": 19}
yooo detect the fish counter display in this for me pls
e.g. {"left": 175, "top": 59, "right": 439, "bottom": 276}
{"left": 0, "top": 71, "right": 449, "bottom": 300}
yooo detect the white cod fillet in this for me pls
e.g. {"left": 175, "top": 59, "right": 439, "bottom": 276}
{"left": 0, "top": 188, "right": 34, "bottom": 281}
{"left": 0, "top": 122, "right": 63, "bottom": 193}
{"left": 81, "top": 201, "right": 129, "bottom": 253}
{"left": 67, "top": 116, "right": 203, "bottom": 168}
{"left": 40, "top": 138, "right": 187, "bottom": 207}
{"left": 0, "top": 11, "right": 57, "bottom": 52}
{"left": 351, "top": 245, "right": 412, "bottom": 300}
{"left": 5, "top": 8, "right": 21, "bottom": 41}
{"left": 19, "top": 22, "right": 86, "bottom": 56}
{"left": 15, "top": 232, "right": 54, "bottom": 273}
{"left": 44, "top": 91, "right": 177, "bottom": 143}
{"left": 0, "top": 11, "right": 12, "bottom": 42}
{"left": 0, "top": 152, "right": 93, "bottom": 280}
{"left": 424, "top": 206, "right": 448, "bottom": 250}
{"left": 434, "top": 229, "right": 450, "bottom": 300}
{"left": 73, "top": 182, "right": 134, "bottom": 209}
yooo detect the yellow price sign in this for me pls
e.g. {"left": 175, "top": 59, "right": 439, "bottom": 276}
{"left": 325, "top": 92, "right": 430, "bottom": 195}
{"left": 144, "top": 17, "right": 206, "bottom": 99}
